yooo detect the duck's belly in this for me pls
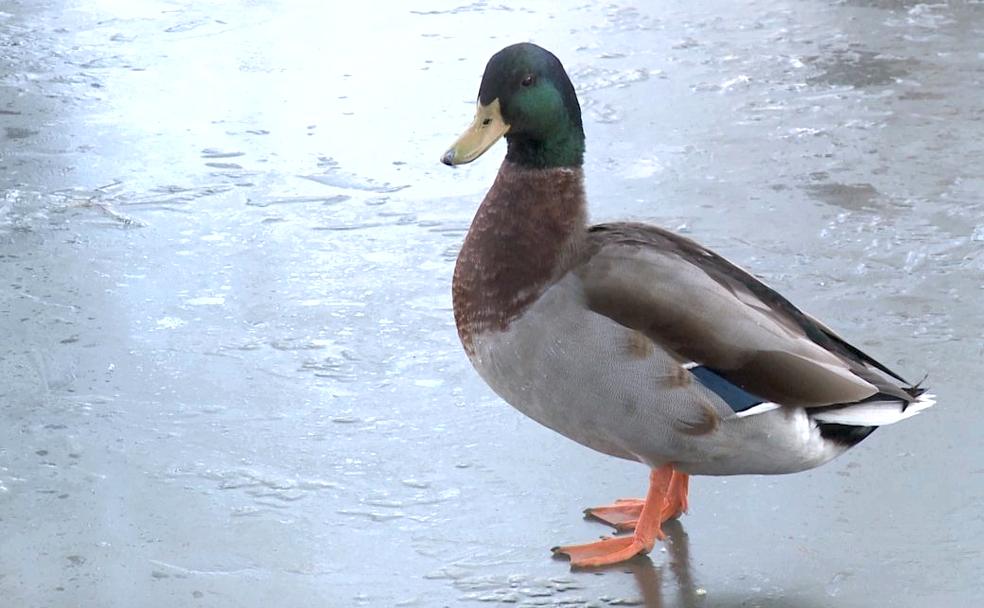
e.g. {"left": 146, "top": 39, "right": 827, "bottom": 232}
{"left": 465, "top": 278, "right": 710, "bottom": 465}
{"left": 463, "top": 278, "right": 846, "bottom": 474}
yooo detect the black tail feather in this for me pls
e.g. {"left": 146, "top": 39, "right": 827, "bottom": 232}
{"left": 817, "top": 422, "right": 878, "bottom": 446}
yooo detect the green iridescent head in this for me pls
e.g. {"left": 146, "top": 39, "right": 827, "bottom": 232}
{"left": 442, "top": 43, "right": 585, "bottom": 169}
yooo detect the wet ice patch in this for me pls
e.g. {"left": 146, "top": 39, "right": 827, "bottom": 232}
{"left": 721, "top": 74, "right": 751, "bottom": 90}
{"left": 905, "top": 3, "right": 955, "bottom": 29}
{"left": 0, "top": 189, "right": 52, "bottom": 234}
{"left": 407, "top": 293, "right": 451, "bottom": 311}
{"left": 167, "top": 466, "right": 344, "bottom": 513}
{"left": 200, "top": 148, "right": 245, "bottom": 159}
{"left": 270, "top": 337, "right": 345, "bottom": 354}
{"left": 426, "top": 569, "right": 589, "bottom": 606}
{"left": 156, "top": 316, "right": 187, "bottom": 329}
{"left": 302, "top": 158, "right": 409, "bottom": 194}
{"left": 245, "top": 194, "right": 350, "bottom": 207}
{"left": 414, "top": 379, "right": 443, "bottom": 388}
{"left": 185, "top": 295, "right": 225, "bottom": 306}
{"left": 597, "top": 4, "right": 661, "bottom": 31}
{"left": 788, "top": 127, "right": 826, "bottom": 137}
{"left": 584, "top": 101, "right": 621, "bottom": 123}
{"left": 361, "top": 250, "right": 404, "bottom": 265}
{"left": 623, "top": 157, "right": 665, "bottom": 179}
{"left": 302, "top": 174, "right": 408, "bottom": 193}
{"left": 571, "top": 65, "right": 657, "bottom": 93}
{"left": 693, "top": 74, "right": 751, "bottom": 93}
{"left": 804, "top": 182, "right": 881, "bottom": 211}
{"left": 807, "top": 47, "right": 912, "bottom": 88}
{"left": 5, "top": 126, "right": 38, "bottom": 139}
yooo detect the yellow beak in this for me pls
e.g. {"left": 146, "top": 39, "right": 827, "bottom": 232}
{"left": 441, "top": 99, "right": 510, "bottom": 166}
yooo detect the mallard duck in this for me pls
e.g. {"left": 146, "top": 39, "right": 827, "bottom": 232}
{"left": 441, "top": 43, "right": 934, "bottom": 568}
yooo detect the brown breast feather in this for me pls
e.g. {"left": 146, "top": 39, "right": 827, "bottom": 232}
{"left": 453, "top": 161, "right": 587, "bottom": 354}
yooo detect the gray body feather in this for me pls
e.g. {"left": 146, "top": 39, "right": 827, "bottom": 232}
{"left": 467, "top": 274, "right": 846, "bottom": 475}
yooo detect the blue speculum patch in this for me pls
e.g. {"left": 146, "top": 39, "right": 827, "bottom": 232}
{"left": 689, "top": 366, "right": 765, "bottom": 413}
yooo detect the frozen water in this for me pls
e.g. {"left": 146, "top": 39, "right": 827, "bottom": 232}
{"left": 1, "top": 0, "right": 982, "bottom": 606}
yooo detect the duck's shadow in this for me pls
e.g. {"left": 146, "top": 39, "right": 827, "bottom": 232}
{"left": 557, "top": 520, "right": 828, "bottom": 608}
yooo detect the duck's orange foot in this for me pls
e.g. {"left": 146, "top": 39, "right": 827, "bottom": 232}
{"left": 584, "top": 499, "right": 644, "bottom": 532}
{"left": 585, "top": 472, "right": 690, "bottom": 533}
{"left": 552, "top": 533, "right": 657, "bottom": 568}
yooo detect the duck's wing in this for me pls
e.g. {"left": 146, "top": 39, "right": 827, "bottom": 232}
{"left": 575, "top": 222, "right": 920, "bottom": 410}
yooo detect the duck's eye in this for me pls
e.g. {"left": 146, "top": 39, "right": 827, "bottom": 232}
{"left": 521, "top": 74, "right": 535, "bottom": 87}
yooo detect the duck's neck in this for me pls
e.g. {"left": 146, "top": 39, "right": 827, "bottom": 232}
{"left": 453, "top": 161, "right": 587, "bottom": 352}
{"left": 505, "top": 129, "right": 584, "bottom": 169}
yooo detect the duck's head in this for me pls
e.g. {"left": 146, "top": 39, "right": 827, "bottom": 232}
{"left": 441, "top": 43, "right": 585, "bottom": 169}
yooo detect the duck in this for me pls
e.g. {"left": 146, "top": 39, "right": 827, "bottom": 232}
{"left": 440, "top": 42, "right": 935, "bottom": 568}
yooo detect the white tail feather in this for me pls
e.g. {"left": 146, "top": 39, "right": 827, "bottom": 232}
{"left": 812, "top": 393, "right": 936, "bottom": 426}
{"left": 734, "top": 402, "right": 781, "bottom": 418}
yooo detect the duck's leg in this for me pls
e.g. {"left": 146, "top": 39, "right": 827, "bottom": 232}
{"left": 553, "top": 465, "right": 674, "bottom": 568}
{"left": 585, "top": 471, "right": 690, "bottom": 532}
{"left": 660, "top": 471, "right": 690, "bottom": 522}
